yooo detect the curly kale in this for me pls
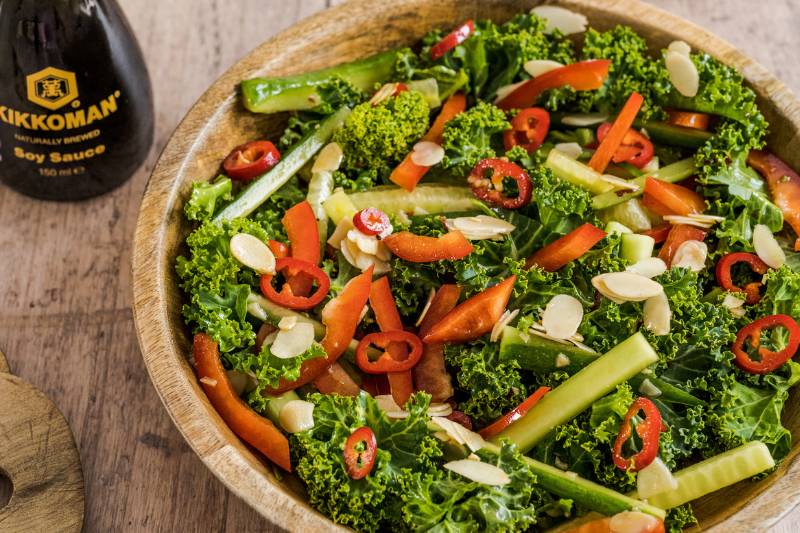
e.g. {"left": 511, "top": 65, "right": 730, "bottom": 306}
{"left": 441, "top": 101, "right": 510, "bottom": 177}
{"left": 184, "top": 175, "right": 232, "bottom": 221}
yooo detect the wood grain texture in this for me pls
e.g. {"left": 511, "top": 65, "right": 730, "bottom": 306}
{"left": 0, "top": 0, "right": 797, "bottom": 531}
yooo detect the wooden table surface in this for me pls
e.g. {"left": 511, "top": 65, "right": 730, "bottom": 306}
{"left": 0, "top": 0, "right": 798, "bottom": 531}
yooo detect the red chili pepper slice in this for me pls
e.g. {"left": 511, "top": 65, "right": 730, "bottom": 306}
{"left": 430, "top": 20, "right": 474, "bottom": 61}
{"left": 353, "top": 208, "right": 391, "bottom": 236}
{"left": 260, "top": 258, "right": 330, "bottom": 310}
{"left": 468, "top": 158, "right": 533, "bottom": 209}
{"left": 478, "top": 387, "right": 550, "bottom": 440}
{"left": 589, "top": 93, "right": 645, "bottom": 174}
{"left": 344, "top": 426, "right": 377, "bottom": 479}
{"left": 732, "top": 315, "right": 800, "bottom": 374}
{"left": 503, "top": 108, "right": 550, "bottom": 154}
{"left": 355, "top": 331, "right": 424, "bottom": 374}
{"left": 612, "top": 398, "right": 662, "bottom": 472}
{"left": 665, "top": 108, "right": 710, "bottom": 131}
{"left": 525, "top": 223, "right": 607, "bottom": 272}
{"left": 639, "top": 224, "right": 672, "bottom": 244}
{"left": 657, "top": 224, "right": 706, "bottom": 268}
{"left": 715, "top": 252, "right": 771, "bottom": 305}
{"left": 747, "top": 149, "right": 800, "bottom": 251}
{"left": 223, "top": 140, "right": 281, "bottom": 181}
{"left": 642, "top": 177, "right": 705, "bottom": 217}
{"left": 596, "top": 122, "right": 654, "bottom": 170}
{"left": 382, "top": 230, "right": 474, "bottom": 262}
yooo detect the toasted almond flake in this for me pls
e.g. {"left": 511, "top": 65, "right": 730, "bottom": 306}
{"left": 413, "top": 206, "right": 430, "bottom": 216}
{"left": 667, "top": 40, "right": 691, "bottom": 57}
{"left": 230, "top": 233, "right": 276, "bottom": 275}
{"left": 493, "top": 80, "right": 527, "bottom": 105}
{"left": 593, "top": 272, "right": 664, "bottom": 302}
{"left": 610, "top": 511, "right": 663, "bottom": 533}
{"left": 601, "top": 174, "right": 640, "bottom": 191}
{"left": 468, "top": 453, "right": 481, "bottom": 461}
{"left": 518, "top": 331, "right": 531, "bottom": 343}
{"left": 542, "top": 295, "right": 584, "bottom": 340}
{"left": 411, "top": 141, "right": 445, "bottom": 167}
{"left": 328, "top": 216, "right": 356, "bottom": 249}
{"left": 570, "top": 339, "right": 597, "bottom": 353}
{"left": 445, "top": 460, "right": 511, "bottom": 485}
{"left": 278, "top": 316, "right": 297, "bottom": 331}
{"left": 279, "top": 400, "right": 315, "bottom": 433}
{"left": 626, "top": 257, "right": 668, "bottom": 279}
{"left": 570, "top": 331, "right": 584, "bottom": 342}
{"left": 524, "top": 59, "right": 565, "bottom": 78}
{"left": 397, "top": 211, "right": 412, "bottom": 225}
{"left": 386, "top": 410, "right": 410, "bottom": 419}
{"left": 431, "top": 416, "right": 466, "bottom": 446}
{"left": 428, "top": 403, "right": 453, "bottom": 415}
{"left": 528, "top": 327, "right": 572, "bottom": 345}
{"left": 226, "top": 370, "right": 248, "bottom": 396}
{"left": 433, "top": 430, "right": 451, "bottom": 442}
{"left": 643, "top": 291, "right": 671, "bottom": 336}
{"left": 753, "top": 224, "right": 786, "bottom": 269}
{"left": 555, "top": 353, "right": 571, "bottom": 368}
{"left": 348, "top": 228, "right": 380, "bottom": 255}
{"left": 554, "top": 142, "right": 583, "bottom": 160}
{"left": 722, "top": 294, "right": 746, "bottom": 309}
{"left": 639, "top": 378, "right": 662, "bottom": 398}
{"left": 666, "top": 50, "right": 699, "bottom": 97}
{"left": 490, "top": 309, "right": 519, "bottom": 342}
{"left": 531, "top": 322, "right": 546, "bottom": 331}
{"left": 530, "top": 6, "right": 588, "bottom": 35}
{"left": 415, "top": 287, "right": 437, "bottom": 327}
{"left": 453, "top": 215, "right": 516, "bottom": 236}
{"left": 561, "top": 112, "right": 609, "bottom": 127}
{"left": 375, "top": 395, "right": 402, "bottom": 413}
{"left": 565, "top": 471, "right": 578, "bottom": 480}
{"left": 663, "top": 215, "right": 713, "bottom": 229}
{"left": 641, "top": 368, "right": 653, "bottom": 374}
{"left": 311, "top": 142, "right": 343, "bottom": 173}
{"left": 271, "top": 323, "right": 315, "bottom": 359}
{"left": 372, "top": 258, "right": 392, "bottom": 275}
{"left": 672, "top": 240, "right": 708, "bottom": 272}
{"left": 454, "top": 422, "right": 486, "bottom": 452}
{"left": 368, "top": 83, "right": 399, "bottom": 106}
{"left": 262, "top": 330, "right": 279, "bottom": 347}
{"left": 687, "top": 213, "right": 725, "bottom": 222}
{"left": 636, "top": 458, "right": 679, "bottom": 499}
{"left": 199, "top": 377, "right": 217, "bottom": 387}
{"left": 358, "top": 304, "right": 370, "bottom": 324}
{"left": 554, "top": 457, "right": 570, "bottom": 471}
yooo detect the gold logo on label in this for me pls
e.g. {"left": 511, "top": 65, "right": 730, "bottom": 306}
{"left": 26, "top": 67, "right": 79, "bottom": 111}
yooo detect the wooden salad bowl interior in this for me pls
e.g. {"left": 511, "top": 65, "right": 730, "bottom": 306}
{"left": 131, "top": 0, "right": 800, "bottom": 531}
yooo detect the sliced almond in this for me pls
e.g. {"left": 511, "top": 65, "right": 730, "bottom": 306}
{"left": 490, "top": 309, "right": 519, "bottom": 342}
{"left": 666, "top": 50, "right": 699, "bottom": 97}
{"left": 433, "top": 430, "right": 451, "bottom": 442}
{"left": 639, "top": 378, "right": 662, "bottom": 398}
{"left": 279, "top": 400, "right": 315, "bottom": 433}
{"left": 672, "top": 240, "right": 708, "bottom": 272}
{"left": 413, "top": 206, "right": 430, "bottom": 216}
{"left": 328, "top": 216, "right": 356, "bottom": 249}
{"left": 431, "top": 416, "right": 465, "bottom": 446}
{"left": 528, "top": 327, "right": 572, "bottom": 345}
{"left": 643, "top": 291, "right": 671, "bottom": 336}
{"left": 226, "top": 370, "right": 248, "bottom": 396}
{"left": 609, "top": 511, "right": 664, "bottom": 533}
{"left": 368, "top": 82, "right": 400, "bottom": 106}
{"left": 271, "top": 322, "right": 315, "bottom": 359}
{"left": 687, "top": 213, "right": 725, "bottom": 223}
{"left": 663, "top": 215, "right": 713, "bottom": 229}
{"left": 530, "top": 6, "right": 588, "bottom": 35}
{"left": 636, "top": 457, "right": 679, "bottom": 500}
{"left": 493, "top": 80, "right": 527, "bottom": 105}
{"left": 278, "top": 316, "right": 297, "bottom": 331}
{"left": 524, "top": 59, "right": 564, "bottom": 78}
{"left": 375, "top": 241, "right": 393, "bottom": 262}
{"left": 542, "top": 295, "right": 584, "bottom": 340}
{"left": 593, "top": 272, "right": 664, "bottom": 302}
{"left": 427, "top": 403, "right": 453, "bottom": 417}
{"left": 561, "top": 112, "right": 609, "bottom": 127}
{"left": 199, "top": 377, "right": 217, "bottom": 387}
{"left": 555, "top": 353, "right": 571, "bottom": 368}
{"left": 348, "top": 228, "right": 380, "bottom": 255}
{"left": 753, "top": 224, "right": 786, "bottom": 269}
{"left": 601, "top": 174, "right": 640, "bottom": 191}
{"left": 444, "top": 459, "right": 511, "bottom": 485}
{"left": 450, "top": 215, "right": 516, "bottom": 241}
{"left": 410, "top": 141, "right": 445, "bottom": 167}
{"left": 376, "top": 395, "right": 402, "bottom": 413}
{"left": 415, "top": 287, "right": 437, "bottom": 327}
{"left": 311, "top": 142, "right": 343, "bottom": 173}
{"left": 554, "top": 142, "right": 583, "bottom": 160}
{"left": 230, "top": 233, "right": 275, "bottom": 275}
{"left": 626, "top": 257, "right": 668, "bottom": 278}
{"left": 570, "top": 339, "right": 597, "bottom": 353}
{"left": 667, "top": 40, "right": 691, "bottom": 57}
{"left": 722, "top": 294, "right": 747, "bottom": 318}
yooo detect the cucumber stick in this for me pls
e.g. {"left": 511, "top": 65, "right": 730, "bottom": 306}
{"left": 261, "top": 390, "right": 301, "bottom": 429}
{"left": 214, "top": 107, "right": 350, "bottom": 221}
{"left": 490, "top": 332, "right": 659, "bottom": 452}
{"left": 307, "top": 168, "right": 335, "bottom": 255}
{"left": 620, "top": 233, "right": 655, "bottom": 263}
{"left": 545, "top": 149, "right": 614, "bottom": 195}
{"left": 604, "top": 221, "right": 633, "bottom": 236}
{"left": 592, "top": 157, "right": 698, "bottom": 211}
{"left": 346, "top": 184, "right": 478, "bottom": 216}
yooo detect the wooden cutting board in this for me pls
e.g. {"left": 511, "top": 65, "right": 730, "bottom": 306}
{"left": 0, "top": 348, "right": 84, "bottom": 532}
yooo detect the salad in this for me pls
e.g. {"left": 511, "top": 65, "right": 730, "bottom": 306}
{"left": 177, "top": 6, "right": 800, "bottom": 533}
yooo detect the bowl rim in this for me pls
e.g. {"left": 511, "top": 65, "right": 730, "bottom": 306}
{"left": 131, "top": 0, "right": 800, "bottom": 531}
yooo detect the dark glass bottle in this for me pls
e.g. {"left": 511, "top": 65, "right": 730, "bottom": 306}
{"left": 0, "top": 0, "right": 154, "bottom": 201}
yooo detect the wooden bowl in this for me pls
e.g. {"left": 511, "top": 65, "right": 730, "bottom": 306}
{"left": 131, "top": 0, "right": 800, "bottom": 531}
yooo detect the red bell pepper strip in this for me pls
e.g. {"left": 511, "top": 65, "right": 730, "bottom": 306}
{"left": 446, "top": 411, "right": 473, "bottom": 431}
{"left": 747, "top": 149, "right": 800, "bottom": 251}
{"left": 260, "top": 258, "right": 330, "bottom": 310}
{"left": 313, "top": 362, "right": 361, "bottom": 397}
{"left": 639, "top": 224, "right": 672, "bottom": 244}
{"left": 560, "top": 514, "right": 665, "bottom": 533}
{"left": 732, "top": 314, "right": 800, "bottom": 374}
{"left": 193, "top": 333, "right": 291, "bottom": 471}
{"left": 355, "top": 331, "right": 424, "bottom": 373}
{"left": 665, "top": 108, "right": 709, "bottom": 131}
{"left": 360, "top": 375, "right": 380, "bottom": 396}
{"left": 496, "top": 59, "right": 611, "bottom": 111}
{"left": 390, "top": 93, "right": 467, "bottom": 192}
{"left": 343, "top": 426, "right": 377, "bottom": 479}
{"left": 430, "top": 20, "right": 474, "bottom": 61}
{"left": 267, "top": 239, "right": 290, "bottom": 259}
{"left": 264, "top": 265, "right": 374, "bottom": 394}
{"left": 382, "top": 230, "right": 474, "bottom": 262}
{"left": 422, "top": 276, "right": 516, "bottom": 345}
{"left": 503, "top": 108, "right": 550, "bottom": 154}
{"left": 612, "top": 398, "right": 661, "bottom": 472}
{"left": 478, "top": 386, "right": 550, "bottom": 440}
{"left": 715, "top": 252, "right": 771, "bottom": 305}
{"left": 641, "top": 192, "right": 679, "bottom": 217}
{"left": 596, "top": 122, "right": 654, "bottom": 170}
{"left": 643, "top": 177, "right": 706, "bottom": 217}
{"left": 588, "top": 92, "right": 644, "bottom": 174}
{"left": 283, "top": 201, "right": 321, "bottom": 297}
{"left": 223, "top": 140, "right": 281, "bottom": 181}
{"left": 525, "top": 223, "right": 607, "bottom": 272}
{"left": 354, "top": 208, "right": 391, "bottom": 236}
{"left": 657, "top": 224, "right": 706, "bottom": 267}
{"left": 414, "top": 285, "right": 461, "bottom": 402}
{"left": 468, "top": 158, "right": 533, "bottom": 209}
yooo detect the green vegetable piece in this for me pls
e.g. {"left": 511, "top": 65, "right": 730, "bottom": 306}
{"left": 591, "top": 157, "right": 698, "bottom": 210}
{"left": 261, "top": 390, "right": 301, "bottom": 428}
{"left": 184, "top": 175, "right": 233, "bottom": 221}
{"left": 604, "top": 221, "right": 633, "bottom": 236}
{"left": 499, "top": 326, "right": 598, "bottom": 375}
{"left": 620, "top": 233, "right": 655, "bottom": 263}
{"left": 307, "top": 167, "right": 335, "bottom": 256}
{"left": 240, "top": 49, "right": 399, "bottom": 114}
{"left": 597, "top": 197, "right": 652, "bottom": 233}
{"left": 346, "top": 184, "right": 478, "bottom": 216}
{"left": 575, "top": 127, "right": 597, "bottom": 148}
{"left": 627, "top": 374, "right": 707, "bottom": 407}
{"left": 214, "top": 107, "right": 351, "bottom": 221}
{"left": 489, "top": 332, "right": 660, "bottom": 452}
{"left": 440, "top": 101, "right": 510, "bottom": 178}
{"left": 633, "top": 119, "right": 713, "bottom": 148}
{"left": 545, "top": 149, "right": 614, "bottom": 195}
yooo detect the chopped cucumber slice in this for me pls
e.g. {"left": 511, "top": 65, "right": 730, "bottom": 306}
{"left": 605, "top": 221, "right": 633, "bottom": 236}
{"left": 621, "top": 233, "right": 655, "bottom": 263}
{"left": 592, "top": 157, "right": 698, "bottom": 211}
{"left": 489, "top": 333, "right": 659, "bottom": 452}
{"left": 632, "top": 441, "right": 775, "bottom": 509}
{"left": 215, "top": 107, "right": 350, "bottom": 221}
{"left": 241, "top": 49, "right": 399, "bottom": 114}
{"left": 597, "top": 197, "right": 652, "bottom": 233}
{"left": 499, "top": 326, "right": 599, "bottom": 375}
{"left": 307, "top": 169, "right": 335, "bottom": 256}
{"left": 632, "top": 119, "right": 714, "bottom": 148}
{"left": 545, "top": 149, "right": 615, "bottom": 195}
{"left": 261, "top": 390, "right": 301, "bottom": 429}
{"left": 575, "top": 128, "right": 596, "bottom": 148}
{"left": 346, "top": 184, "right": 477, "bottom": 216}
{"left": 323, "top": 189, "right": 358, "bottom": 225}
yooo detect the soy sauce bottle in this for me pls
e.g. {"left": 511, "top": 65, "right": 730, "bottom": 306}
{"left": 0, "top": 0, "right": 154, "bottom": 201}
